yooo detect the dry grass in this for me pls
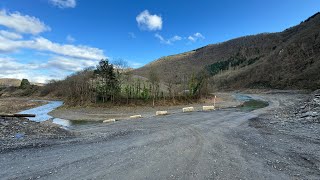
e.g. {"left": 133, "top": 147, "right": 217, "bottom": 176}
{"left": 133, "top": 13, "right": 320, "bottom": 90}
{"left": 0, "top": 98, "right": 47, "bottom": 113}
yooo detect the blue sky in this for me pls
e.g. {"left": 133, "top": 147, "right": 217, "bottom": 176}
{"left": 0, "top": 0, "right": 319, "bottom": 83}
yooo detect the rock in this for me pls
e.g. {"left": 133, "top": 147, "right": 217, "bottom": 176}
{"left": 203, "top": 106, "right": 215, "bottom": 111}
{"left": 103, "top": 119, "right": 116, "bottom": 123}
{"left": 0, "top": 121, "right": 9, "bottom": 126}
{"left": 300, "top": 105, "right": 306, "bottom": 109}
{"left": 301, "top": 112, "right": 313, "bottom": 118}
{"left": 130, "top": 115, "right": 142, "bottom": 119}
{"left": 156, "top": 111, "right": 168, "bottom": 116}
{"left": 15, "top": 133, "right": 24, "bottom": 139}
{"left": 182, "top": 107, "right": 194, "bottom": 112}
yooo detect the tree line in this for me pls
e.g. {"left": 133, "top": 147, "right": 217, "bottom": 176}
{"left": 40, "top": 59, "right": 210, "bottom": 106}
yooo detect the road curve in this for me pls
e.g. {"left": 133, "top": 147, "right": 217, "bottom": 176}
{"left": 0, "top": 94, "right": 318, "bottom": 179}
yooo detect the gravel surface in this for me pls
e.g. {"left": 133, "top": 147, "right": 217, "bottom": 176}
{"left": 0, "top": 118, "right": 73, "bottom": 152}
{"left": 0, "top": 92, "right": 319, "bottom": 179}
{"left": 49, "top": 92, "right": 239, "bottom": 121}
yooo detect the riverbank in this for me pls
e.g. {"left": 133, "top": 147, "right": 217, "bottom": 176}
{"left": 1, "top": 91, "right": 319, "bottom": 179}
{"left": 0, "top": 98, "right": 48, "bottom": 113}
{"left": 0, "top": 117, "right": 73, "bottom": 152}
{"left": 50, "top": 92, "right": 241, "bottom": 121}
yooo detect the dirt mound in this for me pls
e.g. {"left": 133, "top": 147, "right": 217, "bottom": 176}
{"left": 0, "top": 117, "right": 73, "bottom": 151}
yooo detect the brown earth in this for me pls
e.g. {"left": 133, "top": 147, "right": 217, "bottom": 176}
{"left": 50, "top": 93, "right": 239, "bottom": 121}
{"left": 133, "top": 12, "right": 320, "bottom": 90}
{"left": 0, "top": 98, "right": 47, "bottom": 114}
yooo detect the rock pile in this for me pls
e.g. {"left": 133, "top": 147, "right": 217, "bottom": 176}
{"left": 0, "top": 117, "right": 72, "bottom": 140}
{"left": 272, "top": 90, "right": 320, "bottom": 123}
{"left": 293, "top": 90, "right": 320, "bottom": 123}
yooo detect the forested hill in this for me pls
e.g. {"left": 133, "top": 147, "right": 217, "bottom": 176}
{"left": 133, "top": 12, "right": 320, "bottom": 90}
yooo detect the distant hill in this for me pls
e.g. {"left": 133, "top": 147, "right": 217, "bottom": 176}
{"left": 133, "top": 12, "right": 320, "bottom": 90}
{"left": 0, "top": 78, "right": 21, "bottom": 87}
{"left": 0, "top": 78, "right": 45, "bottom": 88}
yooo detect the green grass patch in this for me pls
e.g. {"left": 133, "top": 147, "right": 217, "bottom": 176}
{"left": 239, "top": 99, "right": 269, "bottom": 111}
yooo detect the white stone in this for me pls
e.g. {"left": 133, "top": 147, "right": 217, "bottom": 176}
{"left": 203, "top": 106, "right": 215, "bottom": 111}
{"left": 156, "top": 111, "right": 168, "bottom": 115}
{"left": 130, "top": 115, "right": 142, "bottom": 119}
{"left": 103, "top": 119, "right": 116, "bottom": 123}
{"left": 182, "top": 107, "right": 194, "bottom": 112}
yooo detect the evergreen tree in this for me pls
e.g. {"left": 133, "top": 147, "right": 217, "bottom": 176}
{"left": 20, "top": 79, "right": 31, "bottom": 89}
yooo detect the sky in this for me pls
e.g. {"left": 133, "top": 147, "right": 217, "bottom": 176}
{"left": 0, "top": 0, "right": 319, "bottom": 83}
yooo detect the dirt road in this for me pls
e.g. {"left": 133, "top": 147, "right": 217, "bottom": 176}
{"left": 0, "top": 93, "right": 319, "bottom": 179}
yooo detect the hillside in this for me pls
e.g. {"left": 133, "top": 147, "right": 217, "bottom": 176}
{"left": 0, "top": 78, "right": 21, "bottom": 87}
{"left": 133, "top": 13, "right": 320, "bottom": 90}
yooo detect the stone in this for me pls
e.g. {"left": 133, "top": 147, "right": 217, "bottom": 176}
{"left": 103, "top": 119, "right": 116, "bottom": 123}
{"left": 156, "top": 111, "right": 168, "bottom": 116}
{"left": 182, "top": 107, "right": 194, "bottom": 112}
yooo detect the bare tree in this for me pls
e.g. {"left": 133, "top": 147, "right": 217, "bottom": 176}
{"left": 149, "top": 69, "right": 159, "bottom": 107}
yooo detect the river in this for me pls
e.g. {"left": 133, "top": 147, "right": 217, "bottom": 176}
{"left": 18, "top": 100, "right": 77, "bottom": 127}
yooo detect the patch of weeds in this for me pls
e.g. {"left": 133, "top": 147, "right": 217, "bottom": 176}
{"left": 239, "top": 100, "right": 269, "bottom": 111}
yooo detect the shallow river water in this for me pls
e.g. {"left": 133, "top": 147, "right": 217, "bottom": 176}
{"left": 18, "top": 100, "right": 87, "bottom": 127}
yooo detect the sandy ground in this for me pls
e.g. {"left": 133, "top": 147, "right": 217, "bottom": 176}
{"left": 0, "top": 98, "right": 47, "bottom": 113}
{"left": 50, "top": 92, "right": 240, "bottom": 121}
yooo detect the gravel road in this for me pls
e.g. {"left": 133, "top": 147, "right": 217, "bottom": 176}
{"left": 0, "top": 93, "right": 319, "bottom": 179}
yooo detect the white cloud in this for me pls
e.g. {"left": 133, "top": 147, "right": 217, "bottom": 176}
{"left": 136, "top": 10, "right": 162, "bottom": 31}
{"left": 194, "top": 32, "right": 205, "bottom": 39}
{"left": 0, "top": 9, "right": 50, "bottom": 35}
{"left": 188, "top": 36, "right": 196, "bottom": 42}
{"left": 188, "top": 32, "right": 205, "bottom": 43}
{"left": 45, "top": 56, "right": 97, "bottom": 72}
{"left": 0, "top": 30, "right": 22, "bottom": 40}
{"left": 0, "top": 57, "right": 50, "bottom": 83}
{"left": 0, "top": 9, "right": 107, "bottom": 83}
{"left": 0, "top": 35, "right": 106, "bottom": 60}
{"left": 0, "top": 55, "right": 98, "bottom": 83}
{"left": 155, "top": 33, "right": 182, "bottom": 45}
{"left": 66, "top": 35, "right": 75, "bottom": 43}
{"left": 49, "top": 0, "right": 76, "bottom": 9}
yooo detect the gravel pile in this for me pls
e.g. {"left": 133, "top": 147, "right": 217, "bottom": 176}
{"left": 0, "top": 117, "right": 73, "bottom": 151}
{"left": 293, "top": 90, "right": 320, "bottom": 123}
{"left": 273, "top": 90, "right": 320, "bottom": 123}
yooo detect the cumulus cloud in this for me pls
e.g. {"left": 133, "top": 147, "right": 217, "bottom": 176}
{"left": 49, "top": 0, "right": 77, "bottom": 8}
{"left": 155, "top": 33, "right": 182, "bottom": 45}
{"left": 45, "top": 56, "right": 98, "bottom": 72}
{"left": 0, "top": 30, "right": 22, "bottom": 40}
{"left": 0, "top": 35, "right": 106, "bottom": 60}
{"left": 0, "top": 55, "right": 99, "bottom": 83}
{"left": 0, "top": 9, "right": 107, "bottom": 83}
{"left": 188, "top": 32, "right": 205, "bottom": 43}
{"left": 136, "top": 10, "right": 162, "bottom": 31}
{"left": 0, "top": 57, "right": 51, "bottom": 83}
{"left": 0, "top": 9, "right": 50, "bottom": 35}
